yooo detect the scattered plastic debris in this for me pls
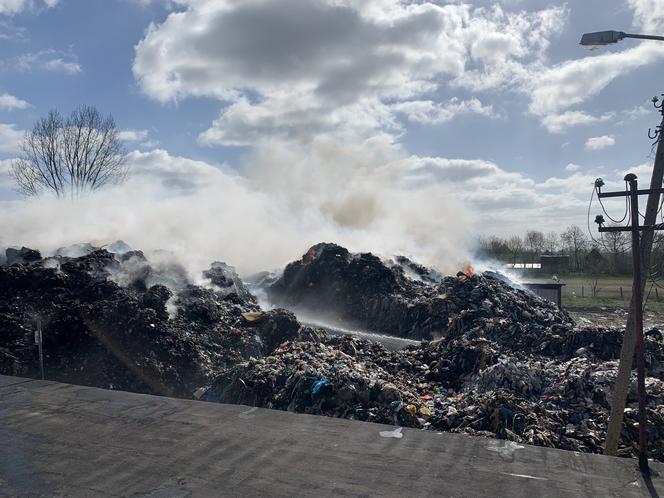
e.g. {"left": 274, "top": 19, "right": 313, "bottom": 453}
{"left": 487, "top": 440, "right": 524, "bottom": 460}
{"left": 501, "top": 473, "right": 548, "bottom": 481}
{"left": 379, "top": 427, "right": 403, "bottom": 439}
{"left": 239, "top": 407, "right": 259, "bottom": 419}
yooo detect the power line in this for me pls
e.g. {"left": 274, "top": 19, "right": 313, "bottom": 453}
{"left": 596, "top": 185, "right": 629, "bottom": 224}
{"left": 588, "top": 182, "right": 630, "bottom": 252}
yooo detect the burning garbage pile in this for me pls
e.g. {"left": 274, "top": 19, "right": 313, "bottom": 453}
{"left": 267, "top": 242, "right": 571, "bottom": 341}
{"left": 0, "top": 243, "right": 310, "bottom": 396}
{"left": 1, "top": 241, "right": 664, "bottom": 461}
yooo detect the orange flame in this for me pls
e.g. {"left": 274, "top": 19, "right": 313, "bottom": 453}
{"left": 457, "top": 262, "right": 475, "bottom": 282}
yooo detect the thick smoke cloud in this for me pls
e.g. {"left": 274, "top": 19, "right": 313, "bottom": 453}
{"left": 0, "top": 141, "right": 644, "bottom": 277}
{"left": 0, "top": 147, "right": 473, "bottom": 276}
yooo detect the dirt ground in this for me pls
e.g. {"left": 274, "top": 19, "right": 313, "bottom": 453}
{"left": 567, "top": 306, "right": 664, "bottom": 331}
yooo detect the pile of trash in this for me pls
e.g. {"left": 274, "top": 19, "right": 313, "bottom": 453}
{"left": 267, "top": 242, "right": 571, "bottom": 341}
{"left": 221, "top": 243, "right": 664, "bottom": 460}
{"left": 210, "top": 317, "right": 664, "bottom": 460}
{"left": 2, "top": 241, "right": 664, "bottom": 462}
{"left": 0, "top": 243, "right": 309, "bottom": 396}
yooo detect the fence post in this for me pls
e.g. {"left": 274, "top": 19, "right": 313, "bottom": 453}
{"left": 620, "top": 286, "right": 623, "bottom": 300}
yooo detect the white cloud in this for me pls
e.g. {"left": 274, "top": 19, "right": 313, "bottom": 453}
{"left": 118, "top": 129, "right": 159, "bottom": 149}
{"left": 617, "top": 103, "right": 654, "bottom": 125}
{"left": 126, "top": 0, "right": 181, "bottom": 8}
{"left": 391, "top": 98, "right": 494, "bottom": 125}
{"left": 539, "top": 111, "right": 614, "bottom": 134}
{"left": 565, "top": 163, "right": 581, "bottom": 172}
{"left": 0, "top": 158, "right": 14, "bottom": 188}
{"left": 628, "top": 0, "right": 664, "bottom": 33}
{"left": 528, "top": 43, "right": 664, "bottom": 132}
{"left": 132, "top": 1, "right": 663, "bottom": 137}
{"left": 585, "top": 135, "right": 616, "bottom": 151}
{"left": 537, "top": 172, "right": 600, "bottom": 194}
{"left": 0, "top": 92, "right": 30, "bottom": 110}
{"left": 198, "top": 95, "right": 397, "bottom": 147}
{"left": 15, "top": 49, "right": 81, "bottom": 74}
{"left": 0, "top": 0, "right": 58, "bottom": 15}
{"left": 42, "top": 58, "right": 81, "bottom": 74}
{"left": 134, "top": 0, "right": 567, "bottom": 145}
{"left": 118, "top": 129, "right": 149, "bottom": 142}
{"left": 396, "top": 156, "right": 531, "bottom": 188}
{"left": 0, "top": 19, "right": 27, "bottom": 40}
{"left": 0, "top": 0, "right": 28, "bottom": 15}
{"left": 0, "top": 123, "right": 23, "bottom": 153}
{"left": 530, "top": 45, "right": 664, "bottom": 116}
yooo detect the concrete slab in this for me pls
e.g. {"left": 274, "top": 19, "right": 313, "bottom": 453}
{"left": 0, "top": 374, "right": 662, "bottom": 497}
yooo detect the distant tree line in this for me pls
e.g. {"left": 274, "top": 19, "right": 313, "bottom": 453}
{"left": 477, "top": 226, "right": 664, "bottom": 275}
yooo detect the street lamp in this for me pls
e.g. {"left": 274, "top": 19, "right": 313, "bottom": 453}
{"left": 580, "top": 30, "right": 664, "bottom": 47}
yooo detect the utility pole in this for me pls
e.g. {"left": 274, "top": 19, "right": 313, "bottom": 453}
{"left": 596, "top": 174, "right": 664, "bottom": 473}
{"left": 604, "top": 98, "right": 664, "bottom": 461}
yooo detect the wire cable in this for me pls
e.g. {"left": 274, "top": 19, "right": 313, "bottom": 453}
{"left": 596, "top": 182, "right": 629, "bottom": 224}
{"left": 587, "top": 183, "right": 632, "bottom": 253}
{"left": 587, "top": 186, "right": 602, "bottom": 244}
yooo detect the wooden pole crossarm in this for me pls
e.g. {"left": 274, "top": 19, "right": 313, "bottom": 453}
{"left": 599, "top": 224, "right": 664, "bottom": 232}
{"left": 597, "top": 187, "right": 664, "bottom": 198}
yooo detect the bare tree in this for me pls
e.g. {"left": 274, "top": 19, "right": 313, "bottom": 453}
{"left": 525, "top": 230, "right": 544, "bottom": 262}
{"left": 604, "top": 228, "right": 629, "bottom": 273}
{"left": 544, "top": 231, "right": 559, "bottom": 254}
{"left": 561, "top": 225, "right": 588, "bottom": 272}
{"left": 506, "top": 235, "right": 524, "bottom": 264}
{"left": 11, "top": 105, "right": 127, "bottom": 198}
{"left": 651, "top": 232, "right": 664, "bottom": 277}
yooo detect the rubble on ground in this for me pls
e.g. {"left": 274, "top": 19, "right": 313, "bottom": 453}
{"left": 1, "top": 241, "right": 663, "bottom": 462}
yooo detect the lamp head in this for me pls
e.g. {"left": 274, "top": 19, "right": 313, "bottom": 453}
{"left": 580, "top": 31, "right": 625, "bottom": 46}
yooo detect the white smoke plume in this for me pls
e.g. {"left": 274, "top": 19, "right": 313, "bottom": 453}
{"left": 0, "top": 139, "right": 473, "bottom": 278}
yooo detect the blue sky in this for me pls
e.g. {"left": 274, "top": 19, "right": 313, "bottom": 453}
{"left": 0, "top": 0, "right": 663, "bottom": 270}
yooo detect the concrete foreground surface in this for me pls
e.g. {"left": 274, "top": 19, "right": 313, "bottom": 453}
{"left": 0, "top": 375, "right": 662, "bottom": 497}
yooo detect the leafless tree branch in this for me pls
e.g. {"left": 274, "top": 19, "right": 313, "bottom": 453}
{"left": 10, "top": 105, "right": 128, "bottom": 198}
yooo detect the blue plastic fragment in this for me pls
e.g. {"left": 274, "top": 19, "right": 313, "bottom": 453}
{"left": 312, "top": 378, "right": 330, "bottom": 396}
{"left": 499, "top": 406, "right": 513, "bottom": 419}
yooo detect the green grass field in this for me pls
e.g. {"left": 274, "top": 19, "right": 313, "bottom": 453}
{"left": 526, "top": 274, "right": 664, "bottom": 314}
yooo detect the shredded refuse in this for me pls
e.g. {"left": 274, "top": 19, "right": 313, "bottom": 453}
{"left": 1, "top": 241, "right": 663, "bottom": 462}
{"left": 267, "top": 242, "right": 570, "bottom": 340}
